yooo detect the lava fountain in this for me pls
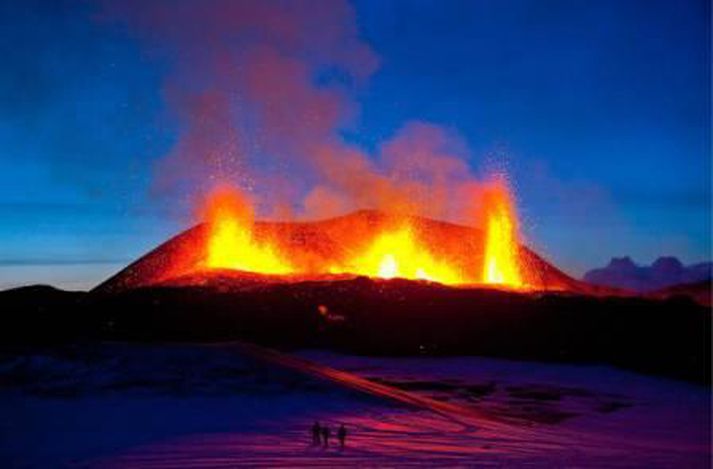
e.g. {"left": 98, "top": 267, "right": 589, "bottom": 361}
{"left": 202, "top": 186, "right": 294, "bottom": 275}
{"left": 198, "top": 179, "right": 527, "bottom": 289}
{"left": 481, "top": 178, "right": 524, "bottom": 288}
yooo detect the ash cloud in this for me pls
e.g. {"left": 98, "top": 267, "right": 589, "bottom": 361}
{"left": 102, "top": 0, "right": 487, "bottom": 222}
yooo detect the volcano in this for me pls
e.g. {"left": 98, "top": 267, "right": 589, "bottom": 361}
{"left": 95, "top": 210, "right": 609, "bottom": 295}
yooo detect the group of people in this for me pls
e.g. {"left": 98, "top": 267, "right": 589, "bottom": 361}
{"left": 311, "top": 421, "right": 347, "bottom": 449}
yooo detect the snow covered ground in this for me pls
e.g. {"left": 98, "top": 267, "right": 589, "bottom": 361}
{"left": 0, "top": 344, "right": 709, "bottom": 467}
{"left": 301, "top": 351, "right": 711, "bottom": 465}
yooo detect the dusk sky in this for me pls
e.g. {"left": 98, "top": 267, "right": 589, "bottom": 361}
{"left": 0, "top": 0, "right": 710, "bottom": 290}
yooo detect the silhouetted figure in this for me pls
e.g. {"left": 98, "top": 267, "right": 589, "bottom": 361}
{"left": 337, "top": 424, "right": 347, "bottom": 449}
{"left": 321, "top": 425, "right": 330, "bottom": 447}
{"left": 311, "top": 421, "right": 321, "bottom": 446}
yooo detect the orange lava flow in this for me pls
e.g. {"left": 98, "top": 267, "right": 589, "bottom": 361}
{"left": 481, "top": 179, "right": 524, "bottom": 288}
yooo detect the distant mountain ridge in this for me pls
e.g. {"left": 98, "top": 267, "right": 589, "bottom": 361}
{"left": 584, "top": 256, "right": 711, "bottom": 292}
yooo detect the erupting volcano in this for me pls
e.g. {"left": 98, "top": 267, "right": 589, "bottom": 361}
{"left": 179, "top": 178, "right": 527, "bottom": 288}
{"left": 97, "top": 178, "right": 604, "bottom": 295}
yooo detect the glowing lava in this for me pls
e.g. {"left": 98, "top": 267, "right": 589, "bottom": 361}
{"left": 203, "top": 186, "right": 293, "bottom": 275}
{"left": 481, "top": 178, "right": 524, "bottom": 288}
{"left": 332, "top": 225, "right": 464, "bottom": 285}
{"left": 199, "top": 180, "right": 526, "bottom": 289}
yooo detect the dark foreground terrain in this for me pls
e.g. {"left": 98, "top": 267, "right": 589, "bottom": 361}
{"left": 1, "top": 276, "right": 709, "bottom": 384}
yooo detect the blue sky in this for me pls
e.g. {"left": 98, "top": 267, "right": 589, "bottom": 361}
{"left": 0, "top": 0, "right": 709, "bottom": 289}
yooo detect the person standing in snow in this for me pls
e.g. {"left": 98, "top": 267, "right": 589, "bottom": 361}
{"left": 321, "top": 425, "right": 330, "bottom": 447}
{"left": 337, "top": 424, "right": 347, "bottom": 449}
{"left": 311, "top": 421, "right": 321, "bottom": 446}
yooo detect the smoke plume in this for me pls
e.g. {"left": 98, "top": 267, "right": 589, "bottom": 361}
{"left": 102, "top": 0, "right": 489, "bottom": 222}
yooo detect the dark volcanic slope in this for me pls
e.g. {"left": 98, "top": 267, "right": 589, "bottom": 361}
{"left": 649, "top": 280, "right": 712, "bottom": 306}
{"left": 87, "top": 275, "right": 710, "bottom": 384}
{"left": 0, "top": 285, "right": 89, "bottom": 344}
{"left": 94, "top": 210, "right": 607, "bottom": 295}
{"left": 2, "top": 276, "right": 709, "bottom": 383}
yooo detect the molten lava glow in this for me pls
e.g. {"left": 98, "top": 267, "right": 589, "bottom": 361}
{"left": 378, "top": 254, "right": 398, "bottom": 278}
{"left": 199, "top": 181, "right": 526, "bottom": 289}
{"left": 203, "top": 187, "right": 294, "bottom": 274}
{"left": 481, "top": 180, "right": 524, "bottom": 288}
{"left": 335, "top": 226, "right": 464, "bottom": 285}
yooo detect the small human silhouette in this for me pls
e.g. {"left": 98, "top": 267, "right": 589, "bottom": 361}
{"left": 311, "top": 421, "right": 321, "bottom": 446}
{"left": 337, "top": 424, "right": 347, "bottom": 449}
{"left": 321, "top": 425, "right": 330, "bottom": 447}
